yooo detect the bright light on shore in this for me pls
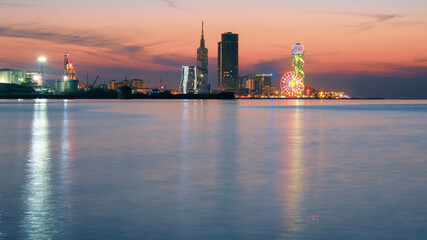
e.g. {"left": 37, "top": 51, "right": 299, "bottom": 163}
{"left": 38, "top": 56, "right": 46, "bottom": 62}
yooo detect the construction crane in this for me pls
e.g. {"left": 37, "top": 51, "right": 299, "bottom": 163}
{"left": 92, "top": 75, "right": 100, "bottom": 88}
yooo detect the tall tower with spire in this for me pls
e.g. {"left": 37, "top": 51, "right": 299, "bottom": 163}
{"left": 197, "top": 21, "right": 209, "bottom": 93}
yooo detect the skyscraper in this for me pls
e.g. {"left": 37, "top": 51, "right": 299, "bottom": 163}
{"left": 218, "top": 32, "right": 238, "bottom": 91}
{"left": 197, "top": 21, "right": 209, "bottom": 93}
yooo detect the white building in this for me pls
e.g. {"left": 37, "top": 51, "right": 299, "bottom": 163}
{"left": 0, "top": 69, "right": 26, "bottom": 84}
{"left": 180, "top": 66, "right": 197, "bottom": 94}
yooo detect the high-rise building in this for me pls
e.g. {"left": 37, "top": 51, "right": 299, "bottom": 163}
{"left": 180, "top": 66, "right": 197, "bottom": 94}
{"left": 218, "top": 32, "right": 238, "bottom": 91}
{"left": 197, "top": 22, "right": 209, "bottom": 93}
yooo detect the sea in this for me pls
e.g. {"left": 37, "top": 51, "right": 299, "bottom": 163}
{"left": 0, "top": 99, "right": 426, "bottom": 239}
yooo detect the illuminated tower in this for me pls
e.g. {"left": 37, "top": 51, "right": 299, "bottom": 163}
{"left": 197, "top": 21, "right": 209, "bottom": 93}
{"left": 57, "top": 51, "right": 78, "bottom": 93}
{"left": 292, "top": 43, "right": 305, "bottom": 80}
{"left": 218, "top": 32, "right": 238, "bottom": 91}
{"left": 63, "top": 52, "right": 76, "bottom": 80}
{"left": 280, "top": 43, "right": 305, "bottom": 97}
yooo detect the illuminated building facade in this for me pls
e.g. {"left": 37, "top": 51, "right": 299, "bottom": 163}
{"left": 0, "top": 69, "right": 26, "bottom": 84}
{"left": 109, "top": 79, "right": 146, "bottom": 91}
{"left": 180, "top": 66, "right": 197, "bottom": 94}
{"left": 108, "top": 80, "right": 118, "bottom": 90}
{"left": 239, "top": 74, "right": 273, "bottom": 93}
{"left": 130, "top": 79, "right": 145, "bottom": 89}
{"left": 197, "top": 22, "right": 209, "bottom": 93}
{"left": 218, "top": 32, "right": 238, "bottom": 91}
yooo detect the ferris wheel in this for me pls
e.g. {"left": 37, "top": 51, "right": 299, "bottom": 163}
{"left": 280, "top": 71, "right": 304, "bottom": 97}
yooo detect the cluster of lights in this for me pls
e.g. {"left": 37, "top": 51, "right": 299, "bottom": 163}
{"left": 280, "top": 71, "right": 304, "bottom": 96}
{"left": 292, "top": 55, "right": 305, "bottom": 79}
{"left": 318, "top": 91, "right": 346, "bottom": 99}
{"left": 33, "top": 74, "right": 41, "bottom": 81}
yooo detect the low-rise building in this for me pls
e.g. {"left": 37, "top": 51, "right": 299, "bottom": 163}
{"left": 109, "top": 79, "right": 146, "bottom": 90}
{"left": 238, "top": 73, "right": 273, "bottom": 96}
{"left": 131, "top": 79, "right": 145, "bottom": 89}
{"left": 108, "top": 80, "right": 118, "bottom": 90}
{"left": 0, "top": 69, "right": 26, "bottom": 84}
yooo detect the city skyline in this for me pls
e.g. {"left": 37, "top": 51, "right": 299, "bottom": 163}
{"left": 0, "top": 0, "right": 426, "bottom": 97}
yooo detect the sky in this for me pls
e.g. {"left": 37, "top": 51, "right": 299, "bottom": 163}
{"left": 0, "top": 0, "right": 426, "bottom": 97}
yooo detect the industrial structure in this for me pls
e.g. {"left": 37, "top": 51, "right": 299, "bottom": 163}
{"left": 280, "top": 43, "right": 305, "bottom": 97}
{"left": 218, "top": 32, "right": 238, "bottom": 91}
{"left": 180, "top": 66, "right": 197, "bottom": 94}
{"left": 197, "top": 22, "right": 209, "bottom": 93}
{"left": 0, "top": 69, "right": 26, "bottom": 84}
{"left": 56, "top": 52, "right": 78, "bottom": 93}
{"left": 26, "top": 72, "right": 43, "bottom": 86}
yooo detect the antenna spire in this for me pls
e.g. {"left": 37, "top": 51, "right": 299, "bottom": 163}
{"left": 202, "top": 21, "right": 204, "bottom": 34}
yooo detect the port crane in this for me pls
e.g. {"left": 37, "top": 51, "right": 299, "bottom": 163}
{"left": 92, "top": 75, "right": 100, "bottom": 88}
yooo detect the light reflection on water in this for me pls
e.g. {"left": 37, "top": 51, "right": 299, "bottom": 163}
{"left": 22, "top": 99, "right": 55, "bottom": 238}
{"left": 57, "top": 100, "right": 72, "bottom": 235}
{"left": 280, "top": 107, "right": 306, "bottom": 232}
{"left": 21, "top": 100, "right": 72, "bottom": 239}
{"left": 0, "top": 99, "right": 426, "bottom": 239}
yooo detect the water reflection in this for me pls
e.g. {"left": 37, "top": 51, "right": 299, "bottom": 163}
{"left": 58, "top": 100, "right": 72, "bottom": 231}
{"left": 216, "top": 102, "right": 240, "bottom": 237}
{"left": 178, "top": 100, "right": 191, "bottom": 236}
{"left": 22, "top": 99, "right": 55, "bottom": 238}
{"left": 22, "top": 100, "right": 73, "bottom": 238}
{"left": 280, "top": 106, "right": 307, "bottom": 232}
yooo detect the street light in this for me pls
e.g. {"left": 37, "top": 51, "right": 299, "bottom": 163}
{"left": 38, "top": 56, "right": 46, "bottom": 86}
{"left": 38, "top": 56, "right": 46, "bottom": 63}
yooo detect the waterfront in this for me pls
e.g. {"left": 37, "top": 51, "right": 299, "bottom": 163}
{"left": 0, "top": 99, "right": 426, "bottom": 239}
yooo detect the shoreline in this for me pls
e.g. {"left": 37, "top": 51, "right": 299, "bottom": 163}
{"left": 0, "top": 93, "right": 408, "bottom": 100}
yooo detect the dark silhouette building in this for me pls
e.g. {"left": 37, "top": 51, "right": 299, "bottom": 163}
{"left": 218, "top": 32, "right": 238, "bottom": 91}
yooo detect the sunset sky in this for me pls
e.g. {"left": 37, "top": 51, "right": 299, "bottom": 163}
{"left": 1, "top": 0, "right": 426, "bottom": 97}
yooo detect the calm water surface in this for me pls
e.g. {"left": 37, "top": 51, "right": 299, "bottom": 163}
{"left": 0, "top": 99, "right": 426, "bottom": 239}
